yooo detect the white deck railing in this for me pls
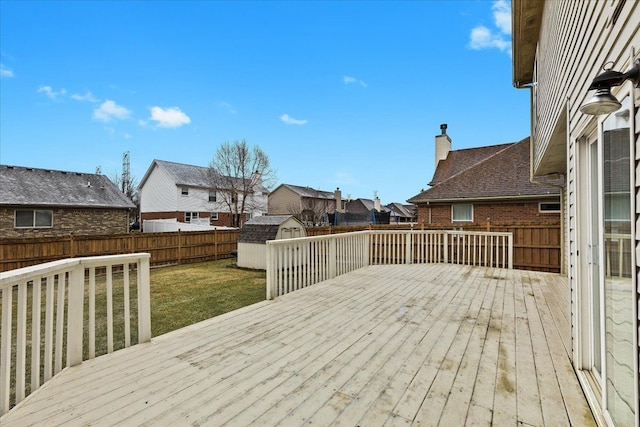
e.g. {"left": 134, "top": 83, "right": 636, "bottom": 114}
{"left": 266, "top": 230, "right": 513, "bottom": 299}
{"left": 0, "top": 253, "right": 151, "bottom": 415}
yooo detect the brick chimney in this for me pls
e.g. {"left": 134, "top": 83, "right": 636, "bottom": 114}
{"left": 334, "top": 187, "right": 343, "bottom": 212}
{"left": 435, "top": 123, "right": 451, "bottom": 167}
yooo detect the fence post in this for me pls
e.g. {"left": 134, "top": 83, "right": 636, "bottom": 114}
{"left": 177, "top": 229, "right": 182, "bottom": 265}
{"left": 67, "top": 262, "right": 85, "bottom": 367}
{"left": 137, "top": 255, "right": 152, "bottom": 343}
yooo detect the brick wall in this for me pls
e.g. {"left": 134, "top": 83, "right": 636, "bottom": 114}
{"left": 416, "top": 200, "right": 561, "bottom": 226}
{"left": 141, "top": 211, "right": 251, "bottom": 228}
{"left": 0, "top": 207, "right": 130, "bottom": 238}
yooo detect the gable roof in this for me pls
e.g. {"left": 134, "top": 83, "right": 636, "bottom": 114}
{"left": 139, "top": 159, "right": 269, "bottom": 193}
{"left": 238, "top": 215, "right": 304, "bottom": 243}
{"left": 275, "top": 184, "right": 336, "bottom": 200}
{"left": 0, "top": 165, "right": 135, "bottom": 209}
{"left": 386, "top": 203, "right": 414, "bottom": 218}
{"left": 408, "top": 138, "right": 560, "bottom": 203}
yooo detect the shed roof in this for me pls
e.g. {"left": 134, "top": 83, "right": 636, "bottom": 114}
{"left": 238, "top": 215, "right": 304, "bottom": 243}
{"left": 408, "top": 138, "right": 560, "bottom": 204}
{"left": 0, "top": 165, "right": 135, "bottom": 209}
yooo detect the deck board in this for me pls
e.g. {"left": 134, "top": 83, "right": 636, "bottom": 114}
{"left": 1, "top": 264, "right": 596, "bottom": 426}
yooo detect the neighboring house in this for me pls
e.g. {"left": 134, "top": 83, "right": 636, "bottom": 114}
{"left": 0, "top": 165, "right": 134, "bottom": 238}
{"left": 268, "top": 184, "right": 344, "bottom": 226}
{"left": 408, "top": 126, "right": 561, "bottom": 226}
{"left": 237, "top": 215, "right": 306, "bottom": 270}
{"left": 138, "top": 160, "right": 268, "bottom": 228}
{"left": 513, "top": 1, "right": 639, "bottom": 425}
{"left": 386, "top": 203, "right": 416, "bottom": 223}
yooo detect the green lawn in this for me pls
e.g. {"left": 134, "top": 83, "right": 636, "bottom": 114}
{"left": 150, "top": 260, "right": 266, "bottom": 337}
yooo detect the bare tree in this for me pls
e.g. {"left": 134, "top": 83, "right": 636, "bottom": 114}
{"left": 209, "top": 139, "right": 276, "bottom": 227}
{"left": 286, "top": 188, "right": 331, "bottom": 226}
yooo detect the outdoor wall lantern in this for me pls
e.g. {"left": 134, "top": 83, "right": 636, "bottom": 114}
{"left": 580, "top": 59, "right": 640, "bottom": 116}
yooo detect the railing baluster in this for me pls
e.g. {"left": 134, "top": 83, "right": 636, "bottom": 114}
{"left": 123, "top": 263, "right": 131, "bottom": 348}
{"left": 16, "top": 282, "right": 27, "bottom": 402}
{"left": 89, "top": 267, "right": 96, "bottom": 358}
{"left": 106, "top": 265, "right": 114, "bottom": 354}
{"left": 31, "top": 276, "right": 42, "bottom": 391}
{"left": 55, "top": 272, "right": 66, "bottom": 374}
{"left": 44, "top": 275, "right": 54, "bottom": 381}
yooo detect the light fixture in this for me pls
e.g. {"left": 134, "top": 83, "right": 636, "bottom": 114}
{"left": 580, "top": 59, "right": 640, "bottom": 116}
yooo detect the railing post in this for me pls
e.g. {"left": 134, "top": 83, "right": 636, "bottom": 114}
{"left": 1, "top": 287, "right": 12, "bottom": 415}
{"left": 67, "top": 262, "right": 85, "bottom": 367}
{"left": 508, "top": 233, "right": 514, "bottom": 269}
{"left": 137, "top": 256, "right": 152, "bottom": 343}
{"left": 405, "top": 231, "right": 413, "bottom": 264}
{"left": 443, "top": 231, "right": 449, "bottom": 264}
{"left": 266, "top": 242, "right": 275, "bottom": 300}
{"left": 329, "top": 237, "right": 337, "bottom": 279}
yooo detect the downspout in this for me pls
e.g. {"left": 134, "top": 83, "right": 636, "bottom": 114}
{"left": 515, "top": 83, "right": 567, "bottom": 274}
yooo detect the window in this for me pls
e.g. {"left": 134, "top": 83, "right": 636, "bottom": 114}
{"left": 15, "top": 209, "right": 53, "bottom": 228}
{"left": 452, "top": 204, "right": 473, "bottom": 222}
{"left": 185, "top": 212, "right": 198, "bottom": 223}
{"left": 181, "top": 187, "right": 189, "bottom": 196}
{"left": 211, "top": 212, "right": 218, "bottom": 221}
{"left": 208, "top": 190, "right": 216, "bottom": 202}
{"left": 245, "top": 212, "right": 252, "bottom": 221}
{"left": 539, "top": 202, "right": 561, "bottom": 213}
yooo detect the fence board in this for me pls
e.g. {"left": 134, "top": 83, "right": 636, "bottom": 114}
{"left": 0, "top": 230, "right": 239, "bottom": 272}
{"left": 0, "top": 223, "right": 560, "bottom": 273}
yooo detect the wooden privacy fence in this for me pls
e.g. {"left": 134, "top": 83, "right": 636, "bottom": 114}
{"left": 0, "top": 230, "right": 239, "bottom": 272}
{"left": 0, "top": 223, "right": 560, "bottom": 273}
{"left": 306, "top": 223, "right": 561, "bottom": 273}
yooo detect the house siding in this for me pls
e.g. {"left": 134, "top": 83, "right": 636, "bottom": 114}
{"left": 0, "top": 207, "right": 129, "bottom": 237}
{"left": 522, "top": 0, "right": 640, "bottom": 424}
{"left": 139, "top": 163, "right": 177, "bottom": 213}
{"left": 416, "top": 200, "right": 561, "bottom": 226}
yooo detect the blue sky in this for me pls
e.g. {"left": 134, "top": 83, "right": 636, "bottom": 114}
{"left": 0, "top": 0, "right": 527, "bottom": 205}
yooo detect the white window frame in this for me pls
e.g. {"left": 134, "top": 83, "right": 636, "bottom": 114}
{"left": 15, "top": 209, "right": 53, "bottom": 228}
{"left": 181, "top": 187, "right": 189, "bottom": 196}
{"left": 539, "top": 202, "right": 561, "bottom": 213}
{"left": 208, "top": 190, "right": 217, "bottom": 202}
{"left": 185, "top": 212, "right": 199, "bottom": 223}
{"left": 451, "top": 204, "right": 473, "bottom": 222}
{"left": 211, "top": 212, "right": 219, "bottom": 221}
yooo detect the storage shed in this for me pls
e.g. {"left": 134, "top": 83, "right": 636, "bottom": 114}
{"left": 237, "top": 215, "right": 307, "bottom": 270}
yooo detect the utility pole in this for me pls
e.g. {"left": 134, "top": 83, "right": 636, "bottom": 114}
{"left": 122, "top": 151, "right": 130, "bottom": 194}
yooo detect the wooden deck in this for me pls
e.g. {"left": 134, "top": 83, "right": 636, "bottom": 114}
{"left": 1, "top": 264, "right": 595, "bottom": 426}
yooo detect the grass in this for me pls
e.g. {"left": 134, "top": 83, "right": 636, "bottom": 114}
{"left": 1, "top": 259, "right": 266, "bottom": 410}
{"left": 149, "top": 260, "right": 266, "bottom": 337}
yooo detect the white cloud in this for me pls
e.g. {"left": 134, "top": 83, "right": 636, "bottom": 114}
{"left": 469, "top": 1, "right": 512, "bottom": 56}
{"left": 124, "top": 133, "right": 132, "bottom": 139}
{"left": 93, "top": 100, "right": 131, "bottom": 122}
{"left": 149, "top": 106, "right": 191, "bottom": 128}
{"left": 38, "top": 85, "right": 67, "bottom": 100}
{"left": 0, "top": 64, "right": 14, "bottom": 78}
{"left": 492, "top": 0, "right": 511, "bottom": 35}
{"left": 343, "top": 75, "right": 367, "bottom": 87}
{"left": 280, "top": 114, "right": 308, "bottom": 125}
{"left": 71, "top": 91, "right": 99, "bottom": 103}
